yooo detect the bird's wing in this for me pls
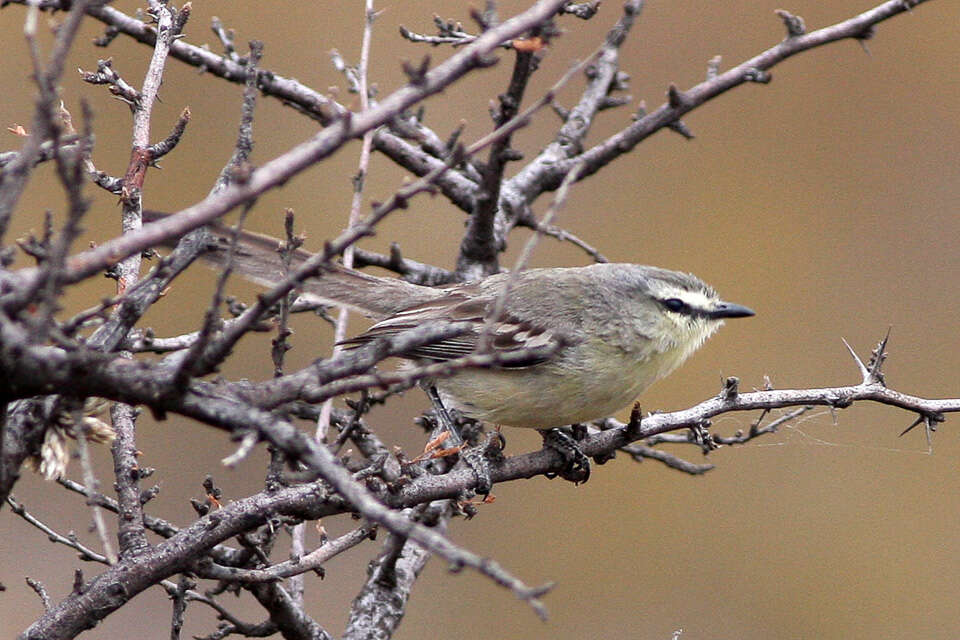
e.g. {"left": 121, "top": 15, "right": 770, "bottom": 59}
{"left": 338, "top": 290, "right": 565, "bottom": 368}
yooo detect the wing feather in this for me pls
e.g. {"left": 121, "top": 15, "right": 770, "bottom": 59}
{"left": 338, "top": 290, "right": 565, "bottom": 368}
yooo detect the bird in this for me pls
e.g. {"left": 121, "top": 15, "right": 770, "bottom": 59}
{"left": 145, "top": 211, "right": 754, "bottom": 482}
{"left": 337, "top": 262, "right": 755, "bottom": 430}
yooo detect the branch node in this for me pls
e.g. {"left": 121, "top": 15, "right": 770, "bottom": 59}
{"left": 775, "top": 9, "right": 807, "bottom": 37}
{"left": 855, "top": 24, "right": 877, "bottom": 55}
{"left": 667, "top": 120, "right": 695, "bottom": 139}
{"left": 706, "top": 55, "right": 722, "bottom": 80}
{"left": 72, "top": 570, "right": 85, "bottom": 596}
{"left": 843, "top": 333, "right": 889, "bottom": 386}
{"left": 667, "top": 83, "right": 687, "bottom": 109}
{"left": 898, "top": 409, "right": 942, "bottom": 445}
{"left": 866, "top": 328, "right": 891, "bottom": 386}
{"left": 172, "top": 2, "right": 192, "bottom": 37}
{"left": 633, "top": 99, "right": 647, "bottom": 120}
{"left": 625, "top": 402, "right": 643, "bottom": 439}
{"left": 720, "top": 376, "right": 740, "bottom": 402}
{"left": 402, "top": 55, "right": 431, "bottom": 86}
{"left": 744, "top": 67, "right": 772, "bottom": 84}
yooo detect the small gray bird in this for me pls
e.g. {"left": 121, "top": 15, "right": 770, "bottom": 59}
{"left": 164, "top": 215, "right": 755, "bottom": 431}
{"left": 338, "top": 263, "right": 754, "bottom": 429}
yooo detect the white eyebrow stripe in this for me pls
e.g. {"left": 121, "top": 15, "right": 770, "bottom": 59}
{"left": 660, "top": 287, "right": 715, "bottom": 310}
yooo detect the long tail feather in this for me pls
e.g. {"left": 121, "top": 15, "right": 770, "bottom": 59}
{"left": 143, "top": 210, "right": 441, "bottom": 318}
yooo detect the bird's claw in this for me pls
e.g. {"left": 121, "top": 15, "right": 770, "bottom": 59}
{"left": 461, "top": 445, "right": 494, "bottom": 495}
{"left": 541, "top": 428, "right": 591, "bottom": 484}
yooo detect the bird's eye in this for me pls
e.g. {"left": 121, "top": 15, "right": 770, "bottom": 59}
{"left": 662, "top": 298, "right": 687, "bottom": 313}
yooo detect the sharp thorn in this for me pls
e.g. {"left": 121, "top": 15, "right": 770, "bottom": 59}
{"left": 898, "top": 415, "right": 924, "bottom": 437}
{"left": 841, "top": 337, "right": 869, "bottom": 381}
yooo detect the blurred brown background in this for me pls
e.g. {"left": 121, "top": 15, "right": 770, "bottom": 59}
{"left": 2, "top": 1, "right": 959, "bottom": 638}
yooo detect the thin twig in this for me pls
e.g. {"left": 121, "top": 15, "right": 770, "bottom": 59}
{"left": 303, "top": 0, "right": 379, "bottom": 607}
{"left": 75, "top": 419, "right": 118, "bottom": 564}
{"left": 319, "top": 0, "right": 377, "bottom": 442}
{"left": 196, "top": 526, "right": 374, "bottom": 583}
{"left": 25, "top": 577, "right": 52, "bottom": 611}
{"left": 6, "top": 495, "right": 110, "bottom": 564}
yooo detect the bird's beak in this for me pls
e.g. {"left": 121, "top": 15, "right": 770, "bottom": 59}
{"left": 709, "top": 301, "right": 755, "bottom": 319}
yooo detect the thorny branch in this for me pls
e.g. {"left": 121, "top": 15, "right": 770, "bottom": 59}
{"left": 107, "top": 0, "right": 182, "bottom": 561}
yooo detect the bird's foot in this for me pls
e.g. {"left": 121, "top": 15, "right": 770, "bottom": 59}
{"left": 462, "top": 430, "right": 508, "bottom": 495}
{"left": 460, "top": 445, "right": 494, "bottom": 496}
{"left": 540, "top": 427, "right": 590, "bottom": 484}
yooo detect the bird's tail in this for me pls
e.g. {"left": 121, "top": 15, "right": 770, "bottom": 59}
{"left": 143, "top": 210, "right": 441, "bottom": 318}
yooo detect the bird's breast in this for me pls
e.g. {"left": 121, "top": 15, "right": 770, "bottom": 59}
{"left": 436, "top": 336, "right": 697, "bottom": 429}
